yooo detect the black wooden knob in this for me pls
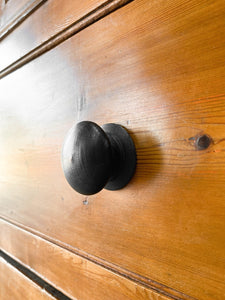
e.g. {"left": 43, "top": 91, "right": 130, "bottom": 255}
{"left": 61, "top": 121, "right": 136, "bottom": 195}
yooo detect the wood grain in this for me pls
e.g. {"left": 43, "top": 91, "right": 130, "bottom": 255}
{"left": 0, "top": 0, "right": 225, "bottom": 299}
{"left": 0, "top": 0, "right": 132, "bottom": 74}
{"left": 0, "top": 218, "right": 172, "bottom": 300}
{"left": 0, "top": 256, "right": 56, "bottom": 300}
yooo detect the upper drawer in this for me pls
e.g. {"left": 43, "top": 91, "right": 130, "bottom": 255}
{"left": 0, "top": 0, "right": 34, "bottom": 30}
{"left": 0, "top": 0, "right": 129, "bottom": 72}
{"left": 0, "top": 0, "right": 225, "bottom": 299}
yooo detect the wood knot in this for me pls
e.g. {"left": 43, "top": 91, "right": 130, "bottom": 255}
{"left": 195, "top": 134, "right": 212, "bottom": 150}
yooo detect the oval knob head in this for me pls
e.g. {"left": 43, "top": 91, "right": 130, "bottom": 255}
{"left": 61, "top": 121, "right": 136, "bottom": 195}
{"left": 62, "top": 121, "right": 112, "bottom": 195}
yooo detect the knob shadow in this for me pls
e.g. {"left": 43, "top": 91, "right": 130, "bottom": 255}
{"left": 126, "top": 129, "right": 164, "bottom": 188}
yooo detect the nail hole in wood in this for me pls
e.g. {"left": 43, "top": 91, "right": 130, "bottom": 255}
{"left": 83, "top": 198, "right": 89, "bottom": 205}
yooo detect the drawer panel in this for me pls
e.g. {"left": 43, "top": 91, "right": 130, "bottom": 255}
{"left": 0, "top": 219, "right": 171, "bottom": 300}
{"left": 0, "top": 0, "right": 225, "bottom": 299}
{"left": 0, "top": 256, "right": 55, "bottom": 300}
{"left": 0, "top": 0, "right": 34, "bottom": 30}
{"left": 0, "top": 0, "right": 130, "bottom": 72}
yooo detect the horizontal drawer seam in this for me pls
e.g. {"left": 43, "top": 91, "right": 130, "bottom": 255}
{"left": 0, "top": 0, "right": 133, "bottom": 79}
{"left": 0, "top": 250, "right": 72, "bottom": 300}
{"left": 0, "top": 215, "right": 196, "bottom": 300}
{"left": 0, "top": 0, "right": 47, "bottom": 41}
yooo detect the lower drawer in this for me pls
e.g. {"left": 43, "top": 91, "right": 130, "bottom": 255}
{"left": 0, "top": 256, "right": 55, "bottom": 300}
{"left": 0, "top": 219, "right": 171, "bottom": 300}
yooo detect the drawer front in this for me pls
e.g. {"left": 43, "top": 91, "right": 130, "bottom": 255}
{"left": 0, "top": 0, "right": 130, "bottom": 72}
{"left": 0, "top": 0, "right": 225, "bottom": 299}
{"left": 0, "top": 257, "right": 55, "bottom": 300}
{"left": 0, "top": 219, "right": 170, "bottom": 300}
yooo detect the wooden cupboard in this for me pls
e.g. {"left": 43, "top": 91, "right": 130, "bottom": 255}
{"left": 0, "top": 0, "right": 225, "bottom": 299}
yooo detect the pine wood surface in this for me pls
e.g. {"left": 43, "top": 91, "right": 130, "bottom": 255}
{"left": 0, "top": 219, "right": 172, "bottom": 300}
{"left": 0, "top": 0, "right": 47, "bottom": 40}
{"left": 0, "top": 0, "right": 30, "bottom": 27}
{"left": 0, "top": 256, "right": 56, "bottom": 300}
{"left": 0, "top": 0, "right": 131, "bottom": 71}
{"left": 0, "top": 0, "right": 225, "bottom": 299}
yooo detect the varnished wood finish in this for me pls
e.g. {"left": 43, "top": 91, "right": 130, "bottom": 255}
{"left": 0, "top": 0, "right": 225, "bottom": 299}
{"left": 0, "top": 0, "right": 132, "bottom": 74}
{"left": 0, "top": 0, "right": 30, "bottom": 27}
{"left": 0, "top": 257, "right": 55, "bottom": 300}
{"left": 0, "top": 219, "right": 172, "bottom": 300}
{"left": 0, "top": 0, "right": 47, "bottom": 40}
